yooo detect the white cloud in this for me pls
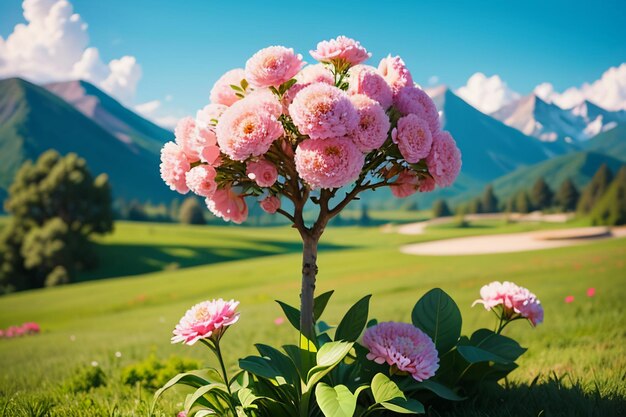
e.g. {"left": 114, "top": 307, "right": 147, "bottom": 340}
{"left": 134, "top": 99, "right": 179, "bottom": 130}
{"left": 134, "top": 99, "right": 161, "bottom": 115}
{"left": 456, "top": 73, "right": 521, "bottom": 114}
{"left": 427, "top": 75, "right": 439, "bottom": 86}
{"left": 534, "top": 63, "right": 626, "bottom": 111}
{"left": 0, "top": 0, "right": 141, "bottom": 104}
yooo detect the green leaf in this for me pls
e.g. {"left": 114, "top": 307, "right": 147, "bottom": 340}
{"left": 151, "top": 369, "right": 219, "bottom": 414}
{"left": 456, "top": 345, "right": 509, "bottom": 364}
{"left": 229, "top": 84, "right": 244, "bottom": 92}
{"left": 314, "top": 290, "right": 334, "bottom": 321}
{"left": 283, "top": 344, "right": 316, "bottom": 380}
{"left": 411, "top": 288, "right": 462, "bottom": 354}
{"left": 381, "top": 398, "right": 425, "bottom": 414}
{"left": 315, "top": 383, "right": 357, "bottom": 417}
{"left": 255, "top": 344, "right": 300, "bottom": 386}
{"left": 335, "top": 295, "right": 371, "bottom": 342}
{"left": 306, "top": 341, "right": 353, "bottom": 391}
{"left": 416, "top": 380, "right": 465, "bottom": 401}
{"left": 238, "top": 387, "right": 258, "bottom": 409}
{"left": 371, "top": 373, "right": 405, "bottom": 403}
{"left": 240, "top": 79, "right": 249, "bottom": 91}
{"left": 469, "top": 329, "right": 527, "bottom": 363}
{"left": 185, "top": 383, "right": 230, "bottom": 414}
{"left": 276, "top": 300, "right": 300, "bottom": 331}
{"left": 238, "top": 356, "right": 284, "bottom": 381}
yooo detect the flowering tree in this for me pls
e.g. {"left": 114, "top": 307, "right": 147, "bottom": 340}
{"left": 160, "top": 36, "right": 461, "bottom": 343}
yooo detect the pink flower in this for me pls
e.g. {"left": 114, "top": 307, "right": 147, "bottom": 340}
{"left": 392, "top": 114, "right": 433, "bottom": 163}
{"left": 289, "top": 83, "right": 358, "bottom": 140}
{"left": 205, "top": 187, "right": 249, "bottom": 224}
{"left": 246, "top": 159, "right": 278, "bottom": 187}
{"left": 391, "top": 170, "right": 420, "bottom": 198}
{"left": 175, "top": 117, "right": 221, "bottom": 165}
{"left": 185, "top": 165, "right": 217, "bottom": 197}
{"left": 22, "top": 322, "right": 40, "bottom": 334}
{"left": 426, "top": 131, "right": 462, "bottom": 188}
{"left": 196, "top": 103, "right": 228, "bottom": 129}
{"left": 378, "top": 55, "right": 413, "bottom": 95}
{"left": 565, "top": 295, "right": 575, "bottom": 303}
{"left": 363, "top": 322, "right": 439, "bottom": 382}
{"left": 295, "top": 137, "right": 364, "bottom": 189}
{"left": 587, "top": 287, "right": 596, "bottom": 297}
{"left": 394, "top": 86, "right": 440, "bottom": 136}
{"left": 216, "top": 94, "right": 284, "bottom": 161}
{"left": 160, "top": 142, "right": 191, "bottom": 194}
{"left": 177, "top": 412, "right": 187, "bottom": 417}
{"left": 418, "top": 176, "right": 436, "bottom": 193}
{"left": 310, "top": 36, "right": 371, "bottom": 66}
{"left": 347, "top": 65, "right": 393, "bottom": 109}
{"left": 473, "top": 281, "right": 544, "bottom": 326}
{"left": 350, "top": 94, "right": 390, "bottom": 153}
{"left": 245, "top": 46, "right": 304, "bottom": 88}
{"left": 172, "top": 299, "right": 240, "bottom": 346}
{"left": 274, "top": 317, "right": 285, "bottom": 325}
{"left": 210, "top": 68, "right": 246, "bottom": 106}
{"left": 297, "top": 63, "right": 334, "bottom": 85}
{"left": 260, "top": 195, "right": 281, "bottom": 214}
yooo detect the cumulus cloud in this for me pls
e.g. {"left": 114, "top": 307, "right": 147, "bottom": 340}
{"left": 456, "top": 73, "right": 521, "bottom": 114}
{"left": 0, "top": 0, "right": 141, "bottom": 103}
{"left": 134, "top": 99, "right": 179, "bottom": 130}
{"left": 534, "top": 63, "right": 626, "bottom": 111}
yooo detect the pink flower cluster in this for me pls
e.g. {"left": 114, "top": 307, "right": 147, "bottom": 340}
{"left": 0, "top": 322, "right": 40, "bottom": 339}
{"left": 473, "top": 281, "right": 544, "bottom": 326}
{"left": 363, "top": 322, "right": 439, "bottom": 382}
{"left": 172, "top": 299, "right": 240, "bottom": 345}
{"left": 159, "top": 35, "right": 462, "bottom": 223}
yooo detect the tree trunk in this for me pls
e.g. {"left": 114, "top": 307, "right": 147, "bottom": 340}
{"left": 300, "top": 235, "right": 319, "bottom": 343}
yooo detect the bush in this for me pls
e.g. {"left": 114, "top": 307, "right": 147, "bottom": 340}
{"left": 64, "top": 365, "right": 107, "bottom": 393}
{"left": 121, "top": 354, "right": 200, "bottom": 390}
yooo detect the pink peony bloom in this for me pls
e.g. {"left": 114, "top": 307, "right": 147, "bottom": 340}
{"left": 426, "top": 131, "right": 462, "bottom": 188}
{"left": 260, "top": 195, "right": 281, "bottom": 214}
{"left": 350, "top": 94, "right": 390, "bottom": 153}
{"left": 216, "top": 94, "right": 284, "bottom": 161}
{"left": 310, "top": 36, "right": 371, "bottom": 66}
{"left": 295, "top": 137, "right": 364, "bottom": 189}
{"left": 210, "top": 68, "right": 246, "bottom": 106}
{"left": 394, "top": 86, "right": 440, "bottom": 136}
{"left": 246, "top": 159, "right": 278, "bottom": 187}
{"left": 378, "top": 55, "right": 413, "bottom": 95}
{"left": 205, "top": 187, "right": 249, "bottom": 224}
{"left": 297, "top": 63, "right": 334, "bottom": 85}
{"left": 473, "top": 281, "right": 544, "bottom": 326}
{"left": 392, "top": 114, "right": 433, "bottom": 163}
{"left": 289, "top": 83, "right": 359, "bottom": 140}
{"left": 347, "top": 65, "right": 393, "bottom": 109}
{"left": 172, "top": 299, "right": 240, "bottom": 346}
{"left": 160, "top": 142, "right": 191, "bottom": 194}
{"left": 391, "top": 170, "right": 420, "bottom": 198}
{"left": 196, "top": 103, "right": 228, "bottom": 129}
{"left": 587, "top": 287, "right": 596, "bottom": 297}
{"left": 245, "top": 46, "right": 304, "bottom": 88}
{"left": 418, "top": 176, "right": 436, "bottom": 193}
{"left": 565, "top": 295, "right": 575, "bottom": 303}
{"left": 175, "top": 117, "right": 221, "bottom": 165}
{"left": 185, "top": 165, "right": 217, "bottom": 197}
{"left": 363, "top": 322, "right": 439, "bottom": 382}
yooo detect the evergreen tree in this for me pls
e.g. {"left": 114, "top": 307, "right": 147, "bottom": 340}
{"left": 169, "top": 199, "right": 181, "bottom": 222}
{"left": 127, "top": 200, "right": 148, "bottom": 221}
{"left": 555, "top": 178, "right": 580, "bottom": 212}
{"left": 468, "top": 198, "right": 483, "bottom": 214}
{"left": 515, "top": 190, "right": 532, "bottom": 214}
{"left": 577, "top": 164, "right": 613, "bottom": 214}
{"left": 0, "top": 151, "right": 113, "bottom": 292}
{"left": 179, "top": 197, "right": 206, "bottom": 225}
{"left": 530, "top": 177, "right": 553, "bottom": 211}
{"left": 505, "top": 196, "right": 516, "bottom": 213}
{"left": 432, "top": 199, "right": 453, "bottom": 217}
{"left": 481, "top": 185, "right": 499, "bottom": 213}
{"left": 359, "top": 204, "right": 371, "bottom": 226}
{"left": 591, "top": 166, "right": 626, "bottom": 226}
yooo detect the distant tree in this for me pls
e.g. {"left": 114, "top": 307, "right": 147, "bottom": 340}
{"left": 505, "top": 196, "right": 516, "bottom": 213}
{"left": 530, "top": 178, "right": 553, "bottom": 211}
{"left": 169, "top": 199, "right": 181, "bottom": 222}
{"left": 591, "top": 166, "right": 626, "bottom": 226}
{"left": 359, "top": 204, "right": 371, "bottom": 226}
{"left": 468, "top": 198, "right": 483, "bottom": 214}
{"left": 0, "top": 151, "right": 113, "bottom": 292}
{"left": 577, "top": 164, "right": 614, "bottom": 214}
{"left": 127, "top": 200, "right": 148, "bottom": 221}
{"left": 179, "top": 197, "right": 206, "bottom": 225}
{"left": 555, "top": 178, "right": 580, "bottom": 212}
{"left": 432, "top": 199, "right": 453, "bottom": 218}
{"left": 481, "top": 185, "right": 499, "bottom": 213}
{"left": 404, "top": 200, "right": 419, "bottom": 211}
{"left": 515, "top": 190, "right": 532, "bottom": 214}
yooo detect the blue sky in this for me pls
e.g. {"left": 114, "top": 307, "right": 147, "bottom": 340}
{"left": 1, "top": 0, "right": 625, "bottom": 122}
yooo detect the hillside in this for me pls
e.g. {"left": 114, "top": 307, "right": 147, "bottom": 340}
{"left": 0, "top": 78, "right": 176, "bottom": 202}
{"left": 585, "top": 124, "right": 626, "bottom": 162}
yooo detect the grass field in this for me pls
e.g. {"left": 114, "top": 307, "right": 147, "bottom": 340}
{"left": 0, "top": 219, "right": 625, "bottom": 416}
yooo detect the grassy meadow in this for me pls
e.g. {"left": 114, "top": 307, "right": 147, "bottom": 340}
{"left": 0, "top": 218, "right": 625, "bottom": 416}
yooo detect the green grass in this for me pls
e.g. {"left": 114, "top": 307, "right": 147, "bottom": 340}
{"left": 0, "top": 221, "right": 625, "bottom": 416}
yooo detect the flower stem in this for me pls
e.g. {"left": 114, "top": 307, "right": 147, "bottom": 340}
{"left": 214, "top": 339, "right": 232, "bottom": 395}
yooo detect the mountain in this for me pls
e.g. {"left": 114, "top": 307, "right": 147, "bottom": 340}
{"left": 584, "top": 123, "right": 626, "bottom": 162}
{"left": 45, "top": 80, "right": 172, "bottom": 155}
{"left": 0, "top": 78, "right": 176, "bottom": 202}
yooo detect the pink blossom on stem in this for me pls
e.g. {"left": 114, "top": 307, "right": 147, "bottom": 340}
{"left": 394, "top": 86, "right": 441, "bottom": 136}
{"left": 565, "top": 295, "right": 575, "bottom": 303}
{"left": 426, "top": 131, "right": 462, "bottom": 188}
{"left": 297, "top": 63, "right": 334, "bottom": 85}
{"left": 587, "top": 287, "right": 596, "bottom": 297}
{"left": 186, "top": 165, "right": 217, "bottom": 197}
{"left": 196, "top": 103, "right": 228, "bottom": 129}
{"left": 210, "top": 68, "right": 246, "bottom": 106}
{"left": 160, "top": 142, "right": 191, "bottom": 194}
{"left": 418, "top": 176, "right": 436, "bottom": 192}
{"left": 260, "top": 195, "right": 281, "bottom": 214}
{"left": 245, "top": 46, "right": 304, "bottom": 88}
{"left": 175, "top": 117, "right": 220, "bottom": 165}
{"left": 378, "top": 55, "right": 413, "bottom": 95}
{"left": 392, "top": 114, "right": 433, "bottom": 163}
{"left": 391, "top": 170, "right": 420, "bottom": 198}
{"left": 350, "top": 94, "right": 390, "bottom": 153}
{"left": 347, "top": 65, "right": 393, "bottom": 109}
{"left": 473, "top": 281, "right": 544, "bottom": 326}
{"left": 295, "top": 137, "right": 364, "bottom": 189}
{"left": 205, "top": 187, "right": 249, "bottom": 224}
{"left": 171, "top": 299, "right": 240, "bottom": 346}
{"left": 310, "top": 36, "right": 371, "bottom": 66}
{"left": 246, "top": 159, "right": 278, "bottom": 187}
{"left": 363, "top": 322, "right": 439, "bottom": 382}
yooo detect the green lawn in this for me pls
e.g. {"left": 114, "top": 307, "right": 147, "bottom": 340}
{"left": 0, "top": 221, "right": 625, "bottom": 416}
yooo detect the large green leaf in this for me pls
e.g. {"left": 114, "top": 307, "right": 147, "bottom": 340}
{"left": 315, "top": 383, "right": 357, "bottom": 417}
{"left": 334, "top": 295, "right": 371, "bottom": 342}
{"left": 314, "top": 291, "right": 335, "bottom": 321}
{"left": 283, "top": 344, "right": 316, "bottom": 380}
{"left": 411, "top": 288, "right": 462, "bottom": 354}
{"left": 371, "top": 373, "right": 405, "bottom": 403}
{"left": 456, "top": 345, "right": 509, "bottom": 364}
{"left": 239, "top": 356, "right": 287, "bottom": 383}
{"left": 151, "top": 369, "right": 220, "bottom": 414}
{"left": 416, "top": 380, "right": 465, "bottom": 401}
{"left": 469, "top": 329, "right": 527, "bottom": 363}
{"left": 275, "top": 292, "right": 334, "bottom": 333}
{"left": 184, "top": 383, "right": 231, "bottom": 414}
{"left": 381, "top": 398, "right": 425, "bottom": 414}
{"left": 306, "top": 341, "right": 354, "bottom": 390}
{"left": 276, "top": 300, "right": 301, "bottom": 331}
{"left": 255, "top": 344, "right": 300, "bottom": 386}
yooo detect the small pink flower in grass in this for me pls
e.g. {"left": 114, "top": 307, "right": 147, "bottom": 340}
{"left": 186, "top": 165, "right": 217, "bottom": 197}
{"left": 310, "top": 36, "right": 371, "bottom": 66}
{"left": 210, "top": 68, "right": 246, "bottom": 106}
{"left": 274, "top": 317, "right": 285, "bottom": 325}
{"left": 295, "top": 137, "right": 364, "bottom": 189}
{"left": 246, "top": 159, "right": 278, "bottom": 188}
{"left": 378, "top": 55, "right": 413, "bottom": 96}
{"left": 172, "top": 299, "right": 240, "bottom": 346}
{"left": 260, "top": 195, "right": 281, "bottom": 214}
{"left": 205, "top": 187, "right": 248, "bottom": 224}
{"left": 587, "top": 288, "right": 596, "bottom": 297}
{"left": 473, "top": 281, "right": 544, "bottom": 326}
{"left": 177, "top": 411, "right": 187, "bottom": 417}
{"left": 349, "top": 94, "right": 390, "bottom": 153}
{"left": 392, "top": 114, "right": 433, "bottom": 163}
{"left": 22, "top": 322, "right": 40, "bottom": 334}
{"left": 426, "top": 131, "right": 462, "bottom": 188}
{"left": 363, "top": 322, "right": 439, "bottom": 382}
{"left": 391, "top": 170, "right": 420, "bottom": 198}
{"left": 565, "top": 295, "right": 575, "bottom": 303}
{"left": 160, "top": 142, "right": 190, "bottom": 194}
{"left": 348, "top": 65, "right": 393, "bottom": 109}
{"left": 245, "top": 46, "right": 304, "bottom": 88}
